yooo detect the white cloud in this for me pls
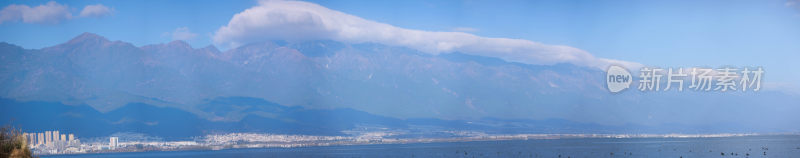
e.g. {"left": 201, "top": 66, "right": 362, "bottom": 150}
{"left": 0, "top": 2, "right": 113, "bottom": 24}
{"left": 169, "top": 27, "right": 198, "bottom": 41}
{"left": 213, "top": 0, "right": 641, "bottom": 69}
{"left": 0, "top": 1, "right": 72, "bottom": 24}
{"left": 788, "top": 0, "right": 799, "bottom": 7}
{"left": 80, "top": 4, "right": 113, "bottom": 18}
{"left": 789, "top": 0, "right": 800, "bottom": 15}
{"left": 452, "top": 27, "right": 479, "bottom": 32}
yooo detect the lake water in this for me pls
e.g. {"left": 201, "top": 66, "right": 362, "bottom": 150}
{"left": 44, "top": 135, "right": 800, "bottom": 158}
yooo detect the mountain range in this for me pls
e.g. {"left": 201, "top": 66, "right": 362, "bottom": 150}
{"left": 1, "top": 33, "right": 798, "bottom": 138}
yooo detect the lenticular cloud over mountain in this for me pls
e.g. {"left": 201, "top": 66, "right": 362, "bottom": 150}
{"left": 213, "top": 0, "right": 641, "bottom": 69}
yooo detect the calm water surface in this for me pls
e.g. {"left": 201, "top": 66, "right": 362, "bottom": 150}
{"left": 44, "top": 135, "right": 800, "bottom": 158}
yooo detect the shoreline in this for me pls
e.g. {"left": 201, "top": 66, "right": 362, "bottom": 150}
{"left": 36, "top": 133, "right": 798, "bottom": 156}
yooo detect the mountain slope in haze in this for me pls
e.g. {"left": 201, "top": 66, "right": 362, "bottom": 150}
{"left": 0, "top": 97, "right": 659, "bottom": 139}
{"left": 0, "top": 97, "right": 409, "bottom": 138}
{"left": 0, "top": 33, "right": 609, "bottom": 121}
{"left": 5, "top": 97, "right": 761, "bottom": 140}
{"left": 0, "top": 33, "right": 799, "bottom": 133}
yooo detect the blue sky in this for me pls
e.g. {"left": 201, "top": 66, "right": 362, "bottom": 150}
{"left": 1, "top": 0, "right": 799, "bottom": 83}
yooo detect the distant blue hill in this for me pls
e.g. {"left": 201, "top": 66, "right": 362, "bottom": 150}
{"left": 1, "top": 97, "right": 774, "bottom": 140}
{"left": 1, "top": 97, "right": 406, "bottom": 139}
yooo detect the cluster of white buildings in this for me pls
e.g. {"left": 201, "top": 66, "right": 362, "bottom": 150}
{"left": 204, "top": 133, "right": 350, "bottom": 144}
{"left": 23, "top": 130, "right": 79, "bottom": 148}
{"left": 109, "top": 137, "right": 118, "bottom": 149}
{"left": 22, "top": 130, "right": 124, "bottom": 155}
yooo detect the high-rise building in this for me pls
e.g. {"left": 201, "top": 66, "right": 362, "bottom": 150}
{"left": 109, "top": 137, "right": 119, "bottom": 149}
{"left": 37, "top": 133, "right": 44, "bottom": 145}
{"left": 22, "top": 133, "right": 28, "bottom": 145}
{"left": 68, "top": 134, "right": 75, "bottom": 145}
{"left": 53, "top": 131, "right": 60, "bottom": 142}
{"left": 29, "top": 133, "right": 36, "bottom": 146}
{"left": 45, "top": 131, "right": 51, "bottom": 145}
{"left": 29, "top": 133, "right": 35, "bottom": 145}
{"left": 60, "top": 134, "right": 66, "bottom": 142}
